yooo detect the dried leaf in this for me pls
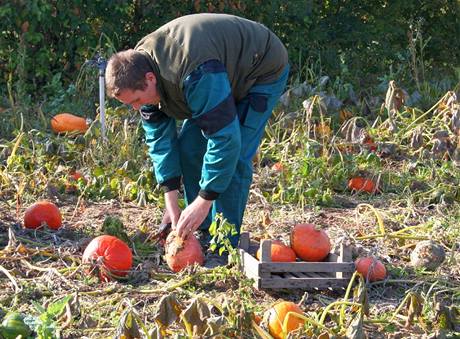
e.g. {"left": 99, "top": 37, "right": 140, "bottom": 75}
{"left": 115, "top": 308, "right": 141, "bottom": 339}
{"left": 315, "top": 122, "right": 332, "bottom": 138}
{"left": 291, "top": 82, "right": 310, "bottom": 97}
{"left": 181, "top": 297, "right": 212, "bottom": 336}
{"left": 434, "top": 302, "right": 459, "bottom": 331}
{"left": 303, "top": 98, "right": 314, "bottom": 115}
{"left": 452, "top": 147, "right": 460, "bottom": 166}
{"left": 345, "top": 312, "right": 365, "bottom": 339}
{"left": 451, "top": 106, "right": 460, "bottom": 133}
{"left": 153, "top": 294, "right": 182, "bottom": 330}
{"left": 431, "top": 131, "right": 451, "bottom": 157}
{"left": 384, "top": 80, "right": 403, "bottom": 133}
{"left": 149, "top": 324, "right": 164, "bottom": 339}
{"left": 207, "top": 315, "right": 226, "bottom": 335}
{"left": 340, "top": 118, "right": 364, "bottom": 143}
{"left": 410, "top": 127, "right": 424, "bottom": 150}
{"left": 378, "top": 143, "right": 397, "bottom": 158}
{"left": 339, "top": 108, "right": 353, "bottom": 124}
{"left": 7, "top": 227, "right": 18, "bottom": 250}
{"left": 352, "top": 278, "right": 369, "bottom": 316}
{"left": 260, "top": 211, "right": 271, "bottom": 227}
{"left": 405, "top": 292, "right": 423, "bottom": 328}
{"left": 279, "top": 90, "right": 291, "bottom": 107}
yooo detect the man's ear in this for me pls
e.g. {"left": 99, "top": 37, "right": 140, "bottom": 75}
{"left": 145, "top": 72, "right": 156, "bottom": 84}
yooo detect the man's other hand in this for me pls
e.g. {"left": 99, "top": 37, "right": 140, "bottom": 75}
{"left": 176, "top": 196, "right": 212, "bottom": 239}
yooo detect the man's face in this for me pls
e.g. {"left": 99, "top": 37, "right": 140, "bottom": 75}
{"left": 116, "top": 72, "right": 160, "bottom": 110}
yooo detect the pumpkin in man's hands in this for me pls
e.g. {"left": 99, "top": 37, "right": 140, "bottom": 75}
{"left": 165, "top": 231, "right": 204, "bottom": 272}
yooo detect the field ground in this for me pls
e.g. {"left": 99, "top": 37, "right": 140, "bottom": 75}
{"left": 0, "top": 168, "right": 458, "bottom": 338}
{"left": 0, "top": 80, "right": 459, "bottom": 338}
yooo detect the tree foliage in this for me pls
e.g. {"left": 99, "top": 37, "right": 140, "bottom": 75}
{"left": 1, "top": 0, "right": 459, "bottom": 100}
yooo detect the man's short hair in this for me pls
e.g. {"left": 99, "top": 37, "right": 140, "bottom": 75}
{"left": 105, "top": 49, "right": 153, "bottom": 97}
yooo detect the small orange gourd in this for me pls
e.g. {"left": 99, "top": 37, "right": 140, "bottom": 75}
{"left": 362, "top": 136, "right": 377, "bottom": 152}
{"left": 290, "top": 223, "right": 331, "bottom": 262}
{"left": 266, "top": 301, "right": 305, "bottom": 339}
{"left": 348, "top": 177, "right": 376, "bottom": 193}
{"left": 256, "top": 240, "right": 296, "bottom": 262}
{"left": 69, "top": 171, "right": 86, "bottom": 182}
{"left": 51, "top": 113, "right": 88, "bottom": 134}
{"left": 165, "top": 231, "right": 204, "bottom": 272}
{"left": 355, "top": 256, "right": 386, "bottom": 282}
{"left": 271, "top": 162, "right": 284, "bottom": 172}
{"left": 65, "top": 171, "right": 88, "bottom": 193}
{"left": 24, "top": 200, "right": 62, "bottom": 230}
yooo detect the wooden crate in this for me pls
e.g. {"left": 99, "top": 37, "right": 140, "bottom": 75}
{"left": 238, "top": 232, "right": 354, "bottom": 290}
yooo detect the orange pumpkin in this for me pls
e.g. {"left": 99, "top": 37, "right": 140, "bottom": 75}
{"left": 82, "top": 235, "right": 133, "bottom": 282}
{"left": 69, "top": 171, "right": 86, "bottom": 182}
{"left": 271, "top": 162, "right": 284, "bottom": 173}
{"left": 51, "top": 113, "right": 88, "bottom": 134}
{"left": 266, "top": 301, "right": 305, "bottom": 339}
{"left": 355, "top": 257, "right": 386, "bottom": 282}
{"left": 165, "top": 231, "right": 204, "bottom": 272}
{"left": 348, "top": 177, "right": 376, "bottom": 193}
{"left": 362, "top": 136, "right": 377, "bottom": 152}
{"left": 65, "top": 171, "right": 87, "bottom": 193}
{"left": 290, "top": 223, "right": 331, "bottom": 262}
{"left": 256, "top": 240, "right": 296, "bottom": 262}
{"left": 24, "top": 200, "right": 62, "bottom": 230}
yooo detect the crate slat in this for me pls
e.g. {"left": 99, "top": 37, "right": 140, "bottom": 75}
{"left": 260, "top": 278, "right": 349, "bottom": 289}
{"left": 259, "top": 262, "right": 355, "bottom": 273}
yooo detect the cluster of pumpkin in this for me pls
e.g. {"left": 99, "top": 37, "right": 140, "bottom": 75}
{"left": 22, "top": 200, "right": 203, "bottom": 281}
{"left": 256, "top": 223, "right": 386, "bottom": 281}
{"left": 23, "top": 200, "right": 133, "bottom": 281}
{"left": 258, "top": 224, "right": 386, "bottom": 339}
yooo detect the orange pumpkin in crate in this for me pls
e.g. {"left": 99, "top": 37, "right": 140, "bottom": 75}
{"left": 165, "top": 231, "right": 204, "bottom": 272}
{"left": 24, "top": 200, "right": 62, "bottom": 230}
{"left": 82, "top": 235, "right": 133, "bottom": 282}
{"left": 256, "top": 240, "right": 296, "bottom": 262}
{"left": 290, "top": 223, "right": 331, "bottom": 262}
{"left": 265, "top": 301, "right": 305, "bottom": 339}
{"left": 355, "top": 256, "right": 386, "bottom": 282}
{"left": 51, "top": 113, "right": 88, "bottom": 134}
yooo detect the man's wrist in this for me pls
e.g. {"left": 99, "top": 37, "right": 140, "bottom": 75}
{"left": 164, "top": 190, "right": 179, "bottom": 208}
{"left": 160, "top": 177, "right": 181, "bottom": 192}
{"left": 198, "top": 189, "right": 219, "bottom": 201}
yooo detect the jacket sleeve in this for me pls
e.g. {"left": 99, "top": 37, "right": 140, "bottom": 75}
{"left": 140, "top": 105, "right": 181, "bottom": 192}
{"left": 183, "top": 60, "right": 241, "bottom": 200}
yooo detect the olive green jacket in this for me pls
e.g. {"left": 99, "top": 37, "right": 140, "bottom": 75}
{"left": 135, "top": 13, "right": 288, "bottom": 119}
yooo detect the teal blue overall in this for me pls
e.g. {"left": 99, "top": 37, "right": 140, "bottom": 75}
{"left": 177, "top": 65, "right": 289, "bottom": 247}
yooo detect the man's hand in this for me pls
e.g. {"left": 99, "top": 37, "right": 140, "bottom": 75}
{"left": 176, "top": 196, "right": 213, "bottom": 239}
{"left": 163, "top": 190, "right": 181, "bottom": 227}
